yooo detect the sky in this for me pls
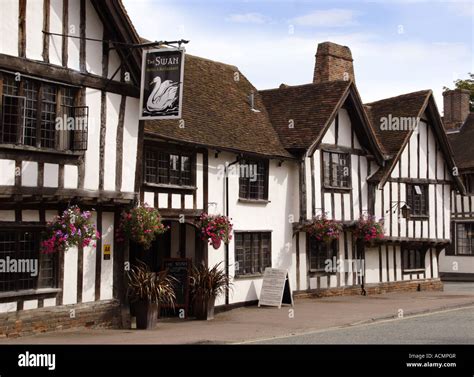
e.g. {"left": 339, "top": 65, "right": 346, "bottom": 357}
{"left": 122, "top": 0, "right": 473, "bottom": 109}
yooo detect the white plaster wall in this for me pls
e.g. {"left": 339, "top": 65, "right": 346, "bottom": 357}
{"left": 84, "top": 88, "right": 101, "bottom": 190}
{"left": 100, "top": 212, "right": 114, "bottom": 300}
{"left": 208, "top": 151, "right": 298, "bottom": 304}
{"left": 108, "top": 47, "right": 122, "bottom": 81}
{"left": 144, "top": 192, "right": 154, "bottom": 207}
{"left": 62, "top": 246, "right": 78, "bottom": 305}
{"left": 439, "top": 250, "right": 474, "bottom": 274}
{"left": 22, "top": 210, "right": 39, "bottom": 222}
{"left": 23, "top": 300, "right": 38, "bottom": 310}
{"left": 44, "top": 163, "right": 59, "bottom": 188}
{"left": 196, "top": 153, "right": 204, "bottom": 209}
{"left": 103, "top": 92, "right": 120, "bottom": 191}
{"left": 26, "top": 0, "right": 43, "bottom": 61}
{"left": 67, "top": 0, "right": 81, "bottom": 71}
{"left": 0, "top": 210, "right": 15, "bottom": 221}
{"left": 49, "top": 0, "right": 63, "bottom": 65}
{"left": 0, "top": 159, "right": 15, "bottom": 186}
{"left": 121, "top": 97, "right": 139, "bottom": 193}
{"left": 0, "top": 302, "right": 17, "bottom": 313}
{"left": 85, "top": 0, "right": 103, "bottom": 75}
{"left": 0, "top": 0, "right": 19, "bottom": 56}
{"left": 22, "top": 162, "right": 38, "bottom": 187}
{"left": 82, "top": 212, "right": 97, "bottom": 302}
{"left": 64, "top": 165, "right": 78, "bottom": 189}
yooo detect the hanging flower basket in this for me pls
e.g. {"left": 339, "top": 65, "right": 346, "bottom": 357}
{"left": 353, "top": 214, "right": 385, "bottom": 244}
{"left": 198, "top": 213, "right": 233, "bottom": 249}
{"left": 116, "top": 204, "right": 168, "bottom": 250}
{"left": 40, "top": 205, "right": 100, "bottom": 254}
{"left": 303, "top": 214, "right": 342, "bottom": 243}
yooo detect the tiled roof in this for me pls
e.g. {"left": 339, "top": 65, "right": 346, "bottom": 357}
{"left": 259, "top": 81, "right": 351, "bottom": 150}
{"left": 144, "top": 55, "right": 292, "bottom": 159}
{"left": 447, "top": 113, "right": 474, "bottom": 170}
{"left": 364, "top": 90, "right": 431, "bottom": 182}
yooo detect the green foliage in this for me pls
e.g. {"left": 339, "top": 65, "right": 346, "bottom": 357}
{"left": 190, "top": 262, "right": 232, "bottom": 299}
{"left": 444, "top": 73, "right": 474, "bottom": 111}
{"left": 127, "top": 260, "right": 177, "bottom": 306}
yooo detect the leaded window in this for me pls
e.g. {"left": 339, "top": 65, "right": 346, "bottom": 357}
{"left": 323, "top": 151, "right": 351, "bottom": 189}
{"left": 234, "top": 232, "right": 271, "bottom": 276}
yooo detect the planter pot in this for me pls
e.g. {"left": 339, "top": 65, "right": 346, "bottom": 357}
{"left": 193, "top": 294, "right": 216, "bottom": 320}
{"left": 134, "top": 301, "right": 159, "bottom": 330}
{"left": 211, "top": 238, "right": 222, "bottom": 250}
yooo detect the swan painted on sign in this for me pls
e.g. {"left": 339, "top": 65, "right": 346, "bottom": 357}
{"left": 146, "top": 76, "right": 179, "bottom": 114}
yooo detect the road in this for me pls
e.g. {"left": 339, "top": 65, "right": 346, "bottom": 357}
{"left": 247, "top": 306, "right": 474, "bottom": 344}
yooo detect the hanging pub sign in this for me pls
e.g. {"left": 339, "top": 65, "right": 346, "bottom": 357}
{"left": 139, "top": 48, "right": 185, "bottom": 120}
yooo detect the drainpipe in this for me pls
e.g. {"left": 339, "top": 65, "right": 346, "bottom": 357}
{"left": 224, "top": 157, "right": 240, "bottom": 306}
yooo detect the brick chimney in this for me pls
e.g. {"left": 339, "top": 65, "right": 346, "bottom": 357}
{"left": 443, "top": 89, "right": 470, "bottom": 130}
{"left": 313, "top": 42, "right": 354, "bottom": 84}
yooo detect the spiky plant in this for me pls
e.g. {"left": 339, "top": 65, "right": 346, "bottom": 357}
{"left": 190, "top": 262, "right": 231, "bottom": 299}
{"left": 127, "top": 260, "right": 177, "bottom": 308}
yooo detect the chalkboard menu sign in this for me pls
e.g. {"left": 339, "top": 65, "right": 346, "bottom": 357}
{"left": 258, "top": 268, "right": 294, "bottom": 308}
{"left": 162, "top": 258, "right": 191, "bottom": 317}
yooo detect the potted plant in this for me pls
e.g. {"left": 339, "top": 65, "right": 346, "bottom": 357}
{"left": 127, "top": 260, "right": 177, "bottom": 330}
{"left": 117, "top": 204, "right": 168, "bottom": 250}
{"left": 190, "top": 262, "right": 231, "bottom": 320}
{"left": 303, "top": 213, "right": 342, "bottom": 243}
{"left": 40, "top": 205, "right": 100, "bottom": 254}
{"left": 198, "top": 212, "right": 233, "bottom": 249}
{"left": 354, "top": 214, "right": 384, "bottom": 244}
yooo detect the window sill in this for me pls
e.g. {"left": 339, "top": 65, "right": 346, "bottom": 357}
{"left": 234, "top": 273, "right": 264, "bottom": 280}
{"left": 0, "top": 288, "right": 61, "bottom": 300}
{"left": 409, "top": 215, "right": 429, "bottom": 220}
{"left": 0, "top": 144, "right": 83, "bottom": 157}
{"left": 309, "top": 269, "right": 337, "bottom": 275}
{"left": 402, "top": 269, "right": 425, "bottom": 274}
{"left": 143, "top": 182, "right": 197, "bottom": 191}
{"left": 323, "top": 185, "right": 352, "bottom": 192}
{"left": 238, "top": 198, "right": 270, "bottom": 205}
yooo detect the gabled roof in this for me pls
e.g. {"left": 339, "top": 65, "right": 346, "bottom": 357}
{"left": 260, "top": 80, "right": 385, "bottom": 163}
{"left": 144, "top": 55, "right": 292, "bottom": 159}
{"left": 92, "top": 0, "right": 142, "bottom": 85}
{"left": 364, "top": 90, "right": 465, "bottom": 193}
{"left": 447, "top": 113, "right": 474, "bottom": 171}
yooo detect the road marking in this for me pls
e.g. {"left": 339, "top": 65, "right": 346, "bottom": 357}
{"left": 236, "top": 304, "right": 474, "bottom": 344}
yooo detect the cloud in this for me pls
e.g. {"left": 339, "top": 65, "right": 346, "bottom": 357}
{"left": 226, "top": 13, "right": 269, "bottom": 24}
{"left": 290, "top": 9, "right": 360, "bottom": 27}
{"left": 121, "top": 0, "right": 471, "bottom": 111}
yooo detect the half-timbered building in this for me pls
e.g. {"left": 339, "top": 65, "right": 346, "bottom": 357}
{"left": 440, "top": 89, "right": 474, "bottom": 280}
{"left": 0, "top": 0, "right": 142, "bottom": 335}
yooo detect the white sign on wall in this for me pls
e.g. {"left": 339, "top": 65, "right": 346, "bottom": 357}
{"left": 258, "top": 268, "right": 294, "bottom": 308}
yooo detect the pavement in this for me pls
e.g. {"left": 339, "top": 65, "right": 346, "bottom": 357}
{"left": 1, "top": 282, "right": 473, "bottom": 344}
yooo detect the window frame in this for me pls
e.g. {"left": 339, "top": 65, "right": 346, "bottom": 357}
{"left": 463, "top": 174, "right": 474, "bottom": 196}
{"left": 0, "top": 72, "right": 86, "bottom": 153}
{"left": 322, "top": 150, "right": 352, "bottom": 190}
{"left": 0, "top": 227, "right": 59, "bottom": 294}
{"left": 238, "top": 158, "right": 269, "bottom": 201}
{"left": 401, "top": 246, "right": 425, "bottom": 273}
{"left": 308, "top": 237, "right": 338, "bottom": 273}
{"left": 454, "top": 222, "right": 474, "bottom": 256}
{"left": 143, "top": 144, "right": 196, "bottom": 189}
{"left": 234, "top": 231, "right": 272, "bottom": 278}
{"left": 406, "top": 183, "right": 429, "bottom": 218}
